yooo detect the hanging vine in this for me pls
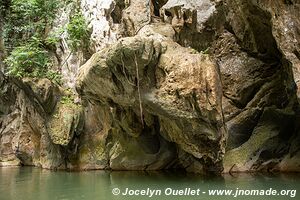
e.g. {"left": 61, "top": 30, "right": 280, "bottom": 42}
{"left": 134, "top": 52, "right": 144, "bottom": 128}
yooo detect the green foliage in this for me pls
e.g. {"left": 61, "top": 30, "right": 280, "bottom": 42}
{"left": 61, "top": 95, "right": 75, "bottom": 105}
{"left": 67, "top": 11, "right": 90, "bottom": 51}
{"left": 2, "top": 0, "right": 90, "bottom": 83}
{"left": 190, "top": 48, "right": 199, "bottom": 54}
{"left": 4, "top": 43, "right": 50, "bottom": 78}
{"left": 60, "top": 92, "right": 81, "bottom": 109}
{"left": 201, "top": 47, "right": 210, "bottom": 54}
{"left": 4, "top": 0, "right": 60, "bottom": 48}
{"left": 44, "top": 28, "right": 64, "bottom": 50}
{"left": 45, "top": 33, "right": 61, "bottom": 47}
{"left": 46, "top": 70, "right": 63, "bottom": 85}
{"left": 3, "top": 0, "right": 63, "bottom": 83}
{"left": 0, "top": 1, "right": 8, "bottom": 18}
{"left": 5, "top": 41, "right": 62, "bottom": 83}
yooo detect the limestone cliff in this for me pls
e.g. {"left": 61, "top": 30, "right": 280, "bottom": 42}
{"left": 0, "top": 0, "right": 299, "bottom": 174}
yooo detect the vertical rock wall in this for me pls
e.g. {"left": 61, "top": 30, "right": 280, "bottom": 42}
{"left": 0, "top": 0, "right": 299, "bottom": 173}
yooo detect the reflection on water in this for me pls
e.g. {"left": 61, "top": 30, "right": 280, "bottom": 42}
{"left": 0, "top": 167, "right": 299, "bottom": 200}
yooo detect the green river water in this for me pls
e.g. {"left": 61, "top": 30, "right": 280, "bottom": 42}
{"left": 0, "top": 167, "right": 299, "bottom": 200}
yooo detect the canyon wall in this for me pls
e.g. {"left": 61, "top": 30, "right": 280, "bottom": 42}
{"left": 0, "top": 0, "right": 299, "bottom": 174}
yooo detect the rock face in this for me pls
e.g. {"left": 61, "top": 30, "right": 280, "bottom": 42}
{"left": 0, "top": 0, "right": 300, "bottom": 173}
{"left": 75, "top": 25, "right": 226, "bottom": 172}
{"left": 0, "top": 74, "right": 63, "bottom": 168}
{"left": 81, "top": 0, "right": 120, "bottom": 51}
{"left": 219, "top": 0, "right": 300, "bottom": 173}
{"left": 48, "top": 101, "right": 83, "bottom": 146}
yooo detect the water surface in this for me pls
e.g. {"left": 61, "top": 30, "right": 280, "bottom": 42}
{"left": 0, "top": 167, "right": 299, "bottom": 200}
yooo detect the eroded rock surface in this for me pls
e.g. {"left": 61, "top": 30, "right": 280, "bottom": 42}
{"left": 217, "top": 0, "right": 300, "bottom": 172}
{"left": 0, "top": 0, "right": 300, "bottom": 173}
{"left": 76, "top": 27, "right": 226, "bottom": 172}
{"left": 0, "top": 74, "right": 63, "bottom": 168}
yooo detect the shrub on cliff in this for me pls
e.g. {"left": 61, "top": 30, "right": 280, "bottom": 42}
{"left": 5, "top": 40, "right": 49, "bottom": 78}
{"left": 2, "top": 0, "right": 61, "bottom": 82}
{"left": 67, "top": 11, "right": 90, "bottom": 51}
{"left": 3, "top": 0, "right": 59, "bottom": 48}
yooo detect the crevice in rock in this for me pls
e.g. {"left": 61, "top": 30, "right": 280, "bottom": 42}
{"left": 111, "top": 0, "right": 126, "bottom": 24}
{"left": 226, "top": 109, "right": 263, "bottom": 150}
{"left": 284, "top": 0, "right": 294, "bottom": 5}
{"left": 152, "top": 0, "right": 160, "bottom": 17}
{"left": 221, "top": 0, "right": 300, "bottom": 173}
{"left": 151, "top": 0, "right": 168, "bottom": 17}
{"left": 111, "top": 73, "right": 125, "bottom": 94}
{"left": 293, "top": 49, "right": 300, "bottom": 60}
{"left": 227, "top": 0, "right": 282, "bottom": 62}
